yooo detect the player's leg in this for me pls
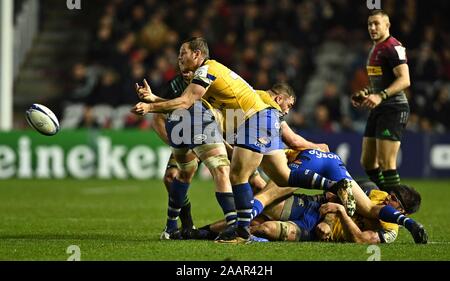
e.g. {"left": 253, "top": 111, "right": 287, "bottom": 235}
{"left": 362, "top": 108, "right": 385, "bottom": 187}
{"left": 221, "top": 146, "right": 264, "bottom": 241}
{"left": 161, "top": 148, "right": 198, "bottom": 239}
{"left": 376, "top": 139, "right": 401, "bottom": 190}
{"left": 260, "top": 150, "right": 335, "bottom": 190}
{"left": 338, "top": 178, "right": 427, "bottom": 244}
{"left": 163, "top": 154, "right": 194, "bottom": 230}
{"left": 374, "top": 103, "right": 409, "bottom": 190}
{"left": 251, "top": 197, "right": 319, "bottom": 242}
{"left": 193, "top": 143, "right": 237, "bottom": 227}
{"left": 251, "top": 180, "right": 297, "bottom": 219}
{"left": 250, "top": 221, "right": 299, "bottom": 241}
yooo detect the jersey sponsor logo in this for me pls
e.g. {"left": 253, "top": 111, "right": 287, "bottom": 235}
{"left": 193, "top": 134, "right": 208, "bottom": 143}
{"left": 367, "top": 66, "right": 383, "bottom": 76}
{"left": 308, "top": 150, "right": 341, "bottom": 160}
{"left": 274, "top": 121, "right": 281, "bottom": 130}
{"left": 194, "top": 65, "right": 209, "bottom": 78}
{"left": 255, "top": 136, "right": 271, "bottom": 148}
{"left": 382, "top": 129, "right": 391, "bottom": 137}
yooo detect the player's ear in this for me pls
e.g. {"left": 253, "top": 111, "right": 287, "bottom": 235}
{"left": 274, "top": 95, "right": 282, "bottom": 103}
{"left": 193, "top": 49, "right": 202, "bottom": 59}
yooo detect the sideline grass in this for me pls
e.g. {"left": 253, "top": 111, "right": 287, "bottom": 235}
{"left": 0, "top": 179, "right": 449, "bottom": 261}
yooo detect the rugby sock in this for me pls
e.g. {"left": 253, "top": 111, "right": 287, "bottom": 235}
{"left": 382, "top": 170, "right": 400, "bottom": 191}
{"left": 251, "top": 199, "right": 264, "bottom": 219}
{"left": 166, "top": 179, "right": 190, "bottom": 232}
{"left": 379, "top": 205, "right": 416, "bottom": 231}
{"left": 232, "top": 183, "right": 254, "bottom": 231}
{"left": 288, "top": 168, "right": 336, "bottom": 190}
{"left": 179, "top": 199, "right": 194, "bottom": 230}
{"left": 366, "top": 168, "right": 385, "bottom": 188}
{"left": 215, "top": 192, "right": 237, "bottom": 225}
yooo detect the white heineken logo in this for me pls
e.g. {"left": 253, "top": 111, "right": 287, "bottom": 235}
{"left": 0, "top": 136, "right": 172, "bottom": 179}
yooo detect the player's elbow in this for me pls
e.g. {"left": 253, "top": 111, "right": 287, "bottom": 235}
{"left": 400, "top": 74, "right": 410, "bottom": 89}
{"left": 405, "top": 80, "right": 411, "bottom": 89}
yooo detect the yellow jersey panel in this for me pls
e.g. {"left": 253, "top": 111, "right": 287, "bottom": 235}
{"left": 256, "top": 90, "right": 282, "bottom": 112}
{"left": 193, "top": 60, "right": 270, "bottom": 123}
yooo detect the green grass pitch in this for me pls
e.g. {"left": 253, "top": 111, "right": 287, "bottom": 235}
{"left": 0, "top": 179, "right": 449, "bottom": 261}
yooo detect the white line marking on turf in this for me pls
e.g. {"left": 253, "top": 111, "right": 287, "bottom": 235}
{"left": 428, "top": 241, "right": 450, "bottom": 245}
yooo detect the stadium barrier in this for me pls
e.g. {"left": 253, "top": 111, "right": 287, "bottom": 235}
{"left": 0, "top": 130, "right": 449, "bottom": 179}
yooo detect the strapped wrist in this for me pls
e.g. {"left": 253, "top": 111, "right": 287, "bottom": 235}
{"left": 380, "top": 89, "right": 388, "bottom": 100}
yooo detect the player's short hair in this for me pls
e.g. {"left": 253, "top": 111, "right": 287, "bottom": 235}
{"left": 182, "top": 37, "right": 210, "bottom": 59}
{"left": 369, "top": 9, "right": 390, "bottom": 20}
{"left": 271, "top": 83, "right": 296, "bottom": 102}
{"left": 390, "top": 184, "right": 421, "bottom": 214}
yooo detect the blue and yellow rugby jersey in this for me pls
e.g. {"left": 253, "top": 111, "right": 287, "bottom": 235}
{"left": 331, "top": 189, "right": 399, "bottom": 243}
{"left": 192, "top": 60, "right": 270, "bottom": 125}
{"left": 256, "top": 90, "right": 282, "bottom": 112}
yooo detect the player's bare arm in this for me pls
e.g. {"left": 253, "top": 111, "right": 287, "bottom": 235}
{"left": 320, "top": 202, "right": 381, "bottom": 244}
{"left": 132, "top": 83, "right": 206, "bottom": 115}
{"left": 152, "top": 113, "right": 170, "bottom": 145}
{"left": 361, "top": 64, "right": 410, "bottom": 110}
{"left": 135, "top": 79, "right": 167, "bottom": 103}
{"left": 280, "top": 121, "right": 329, "bottom": 152}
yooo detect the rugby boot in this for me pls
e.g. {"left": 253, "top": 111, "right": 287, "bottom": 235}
{"left": 335, "top": 178, "right": 357, "bottom": 217}
{"left": 409, "top": 222, "right": 428, "bottom": 244}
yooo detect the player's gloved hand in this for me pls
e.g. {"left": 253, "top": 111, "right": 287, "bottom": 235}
{"left": 351, "top": 88, "right": 370, "bottom": 107}
{"left": 131, "top": 102, "right": 152, "bottom": 115}
{"left": 135, "top": 79, "right": 158, "bottom": 103}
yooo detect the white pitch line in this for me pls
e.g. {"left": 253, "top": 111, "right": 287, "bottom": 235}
{"left": 427, "top": 241, "right": 450, "bottom": 245}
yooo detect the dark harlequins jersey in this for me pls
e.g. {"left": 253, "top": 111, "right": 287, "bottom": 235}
{"left": 162, "top": 75, "right": 189, "bottom": 100}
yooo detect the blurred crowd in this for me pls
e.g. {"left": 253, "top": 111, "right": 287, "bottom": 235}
{"left": 63, "top": 0, "right": 450, "bottom": 134}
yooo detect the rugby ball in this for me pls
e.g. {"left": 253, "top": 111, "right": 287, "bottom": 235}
{"left": 25, "top": 104, "right": 60, "bottom": 136}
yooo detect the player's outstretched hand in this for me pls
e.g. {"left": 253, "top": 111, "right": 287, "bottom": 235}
{"left": 131, "top": 102, "right": 151, "bottom": 116}
{"left": 135, "top": 79, "right": 158, "bottom": 103}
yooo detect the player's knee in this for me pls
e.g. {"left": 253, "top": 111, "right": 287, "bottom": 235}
{"left": 378, "top": 157, "right": 397, "bottom": 170}
{"left": 163, "top": 169, "right": 178, "bottom": 187}
{"left": 177, "top": 168, "right": 196, "bottom": 183}
{"left": 229, "top": 166, "right": 251, "bottom": 185}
